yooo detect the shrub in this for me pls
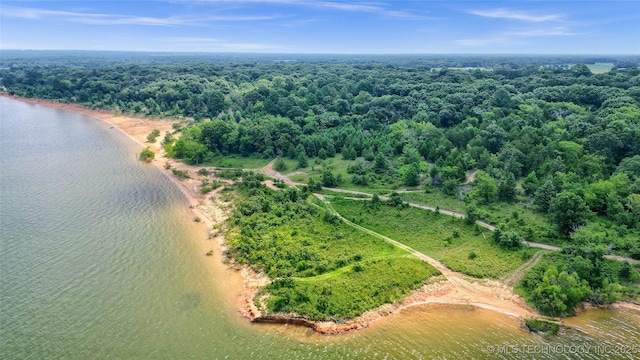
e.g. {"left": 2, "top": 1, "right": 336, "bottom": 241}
{"left": 524, "top": 318, "right": 559, "bottom": 335}
{"left": 139, "top": 147, "right": 155, "bottom": 162}
{"left": 274, "top": 158, "right": 287, "bottom": 172}
{"left": 198, "top": 168, "right": 212, "bottom": 176}
{"left": 172, "top": 169, "right": 190, "bottom": 179}
{"left": 146, "top": 129, "right": 160, "bottom": 143}
{"left": 388, "top": 192, "right": 405, "bottom": 207}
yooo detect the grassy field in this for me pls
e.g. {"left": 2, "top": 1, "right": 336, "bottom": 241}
{"left": 400, "top": 191, "right": 556, "bottom": 244}
{"left": 225, "top": 181, "right": 440, "bottom": 320}
{"left": 265, "top": 256, "right": 439, "bottom": 320}
{"left": 284, "top": 156, "right": 356, "bottom": 182}
{"left": 586, "top": 62, "right": 614, "bottom": 74}
{"left": 201, "top": 154, "right": 271, "bottom": 169}
{"left": 280, "top": 155, "right": 412, "bottom": 192}
{"left": 330, "top": 198, "right": 538, "bottom": 278}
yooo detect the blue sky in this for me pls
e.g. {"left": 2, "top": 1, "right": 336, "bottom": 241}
{"left": 1, "top": 1, "right": 639, "bottom": 54}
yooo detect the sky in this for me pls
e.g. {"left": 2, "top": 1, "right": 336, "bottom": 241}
{"left": 1, "top": 1, "right": 639, "bottom": 54}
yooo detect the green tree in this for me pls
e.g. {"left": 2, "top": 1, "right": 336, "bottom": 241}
{"left": 481, "top": 123, "right": 507, "bottom": 153}
{"left": 493, "top": 229, "right": 523, "bottom": 249}
{"left": 341, "top": 146, "right": 357, "bottom": 160}
{"left": 403, "top": 163, "right": 420, "bottom": 187}
{"left": 473, "top": 171, "right": 497, "bottom": 204}
{"left": 522, "top": 171, "right": 539, "bottom": 196}
{"left": 442, "top": 179, "right": 459, "bottom": 196}
{"left": 530, "top": 267, "right": 591, "bottom": 316}
{"left": 308, "top": 177, "right": 321, "bottom": 191}
{"left": 321, "top": 170, "right": 337, "bottom": 187}
{"left": 626, "top": 194, "right": 640, "bottom": 225}
{"left": 534, "top": 178, "right": 556, "bottom": 212}
{"left": 465, "top": 205, "right": 479, "bottom": 225}
{"left": 297, "top": 153, "right": 308, "bottom": 168}
{"left": 616, "top": 155, "right": 640, "bottom": 180}
{"left": 549, "top": 191, "right": 591, "bottom": 236}
{"left": 498, "top": 172, "right": 517, "bottom": 202}
{"left": 373, "top": 153, "right": 388, "bottom": 173}
{"left": 274, "top": 158, "right": 287, "bottom": 172}
{"left": 388, "top": 192, "right": 404, "bottom": 207}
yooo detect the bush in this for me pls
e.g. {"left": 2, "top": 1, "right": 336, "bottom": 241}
{"left": 172, "top": 169, "right": 190, "bottom": 179}
{"left": 524, "top": 318, "right": 559, "bottom": 335}
{"left": 139, "top": 147, "right": 155, "bottom": 162}
{"left": 197, "top": 168, "right": 212, "bottom": 176}
{"left": 387, "top": 192, "right": 405, "bottom": 207}
{"left": 442, "top": 179, "right": 459, "bottom": 196}
{"left": 465, "top": 205, "right": 478, "bottom": 225}
{"left": 274, "top": 158, "right": 287, "bottom": 172}
{"left": 146, "top": 129, "right": 160, "bottom": 143}
{"left": 322, "top": 170, "right": 338, "bottom": 187}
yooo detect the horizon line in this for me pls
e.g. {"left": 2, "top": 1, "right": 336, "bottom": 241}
{"left": 1, "top": 49, "right": 639, "bottom": 57}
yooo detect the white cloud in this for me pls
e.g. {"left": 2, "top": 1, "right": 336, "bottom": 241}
{"left": 183, "top": 0, "right": 430, "bottom": 19}
{"left": 468, "top": 9, "right": 561, "bottom": 22}
{"left": 1, "top": 5, "right": 279, "bottom": 26}
{"left": 506, "top": 28, "right": 580, "bottom": 37}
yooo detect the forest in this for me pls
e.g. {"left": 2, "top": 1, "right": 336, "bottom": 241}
{"left": 1, "top": 52, "right": 639, "bottom": 317}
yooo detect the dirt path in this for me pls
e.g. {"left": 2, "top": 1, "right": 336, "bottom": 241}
{"left": 501, "top": 251, "right": 546, "bottom": 286}
{"left": 465, "top": 169, "right": 479, "bottom": 184}
{"left": 261, "top": 158, "right": 304, "bottom": 187}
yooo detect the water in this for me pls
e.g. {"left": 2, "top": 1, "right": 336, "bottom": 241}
{"left": 1, "top": 96, "right": 639, "bottom": 359}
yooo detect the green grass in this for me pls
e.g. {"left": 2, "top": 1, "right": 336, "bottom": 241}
{"left": 400, "top": 191, "right": 557, "bottom": 244}
{"left": 201, "top": 154, "right": 270, "bottom": 169}
{"left": 265, "top": 257, "right": 439, "bottom": 320}
{"left": 282, "top": 155, "right": 409, "bottom": 193}
{"left": 285, "top": 155, "right": 354, "bottom": 182}
{"left": 331, "top": 198, "right": 538, "bottom": 278}
{"left": 225, "top": 182, "right": 440, "bottom": 320}
{"left": 586, "top": 63, "right": 614, "bottom": 74}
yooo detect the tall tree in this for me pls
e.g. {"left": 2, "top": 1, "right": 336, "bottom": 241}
{"left": 549, "top": 191, "right": 591, "bottom": 236}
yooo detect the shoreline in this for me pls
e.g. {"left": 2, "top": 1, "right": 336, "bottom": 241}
{"left": 4, "top": 94, "right": 638, "bottom": 336}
